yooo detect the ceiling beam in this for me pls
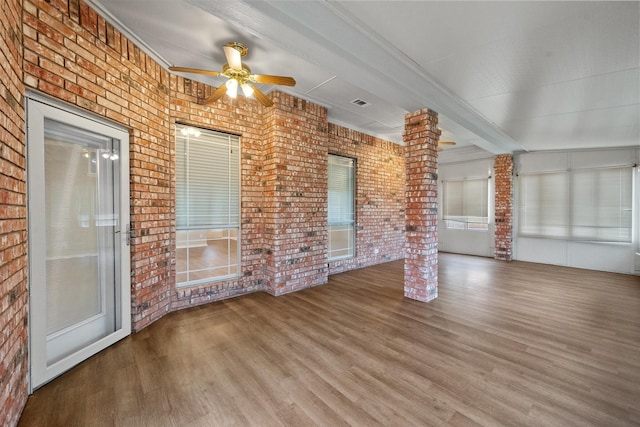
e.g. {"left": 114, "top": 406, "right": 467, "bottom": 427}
{"left": 186, "top": 0, "right": 525, "bottom": 154}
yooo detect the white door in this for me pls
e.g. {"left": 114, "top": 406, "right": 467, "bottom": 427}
{"left": 27, "top": 97, "right": 131, "bottom": 390}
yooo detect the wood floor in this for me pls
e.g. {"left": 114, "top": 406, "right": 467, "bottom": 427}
{"left": 18, "top": 254, "right": 640, "bottom": 426}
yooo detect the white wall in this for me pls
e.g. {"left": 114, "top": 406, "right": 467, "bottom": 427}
{"left": 438, "top": 156, "right": 494, "bottom": 257}
{"left": 514, "top": 147, "right": 639, "bottom": 275}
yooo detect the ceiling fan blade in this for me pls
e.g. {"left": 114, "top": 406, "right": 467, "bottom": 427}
{"left": 203, "top": 84, "right": 228, "bottom": 104}
{"left": 438, "top": 141, "right": 457, "bottom": 146}
{"left": 248, "top": 83, "right": 273, "bottom": 107}
{"left": 223, "top": 45, "right": 242, "bottom": 70}
{"left": 169, "top": 66, "right": 221, "bottom": 77}
{"left": 251, "top": 74, "right": 296, "bottom": 86}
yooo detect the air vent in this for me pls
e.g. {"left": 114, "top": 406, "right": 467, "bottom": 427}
{"left": 351, "top": 98, "right": 370, "bottom": 107}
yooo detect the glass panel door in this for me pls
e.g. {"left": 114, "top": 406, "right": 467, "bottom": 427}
{"left": 28, "top": 97, "right": 130, "bottom": 390}
{"left": 43, "top": 119, "right": 120, "bottom": 364}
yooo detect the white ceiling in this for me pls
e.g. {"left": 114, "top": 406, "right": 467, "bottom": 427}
{"left": 89, "top": 0, "right": 639, "bottom": 154}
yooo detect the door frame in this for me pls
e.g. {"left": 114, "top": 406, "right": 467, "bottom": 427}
{"left": 26, "top": 93, "right": 131, "bottom": 391}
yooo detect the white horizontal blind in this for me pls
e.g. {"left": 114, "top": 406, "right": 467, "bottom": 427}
{"left": 176, "top": 128, "right": 240, "bottom": 229}
{"left": 571, "top": 167, "right": 632, "bottom": 242}
{"left": 443, "top": 178, "right": 489, "bottom": 229}
{"left": 328, "top": 155, "right": 355, "bottom": 225}
{"left": 518, "top": 166, "right": 633, "bottom": 242}
{"left": 518, "top": 172, "right": 568, "bottom": 238}
{"left": 328, "top": 155, "right": 355, "bottom": 260}
{"left": 175, "top": 125, "right": 240, "bottom": 285}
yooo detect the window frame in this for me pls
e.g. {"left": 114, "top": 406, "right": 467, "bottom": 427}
{"left": 517, "top": 165, "right": 633, "bottom": 243}
{"left": 442, "top": 177, "right": 490, "bottom": 232}
{"left": 328, "top": 154, "right": 356, "bottom": 261}
{"left": 175, "top": 124, "right": 241, "bottom": 287}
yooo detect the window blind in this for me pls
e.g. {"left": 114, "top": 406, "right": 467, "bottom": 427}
{"left": 175, "top": 125, "right": 240, "bottom": 286}
{"left": 518, "top": 172, "right": 568, "bottom": 238}
{"left": 328, "top": 155, "right": 355, "bottom": 225}
{"left": 328, "top": 155, "right": 355, "bottom": 260}
{"left": 443, "top": 178, "right": 489, "bottom": 225}
{"left": 518, "top": 166, "right": 633, "bottom": 242}
{"left": 176, "top": 128, "right": 240, "bottom": 229}
{"left": 571, "top": 167, "right": 632, "bottom": 242}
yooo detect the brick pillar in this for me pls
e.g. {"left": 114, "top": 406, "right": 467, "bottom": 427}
{"left": 494, "top": 154, "right": 514, "bottom": 261}
{"left": 403, "top": 109, "right": 440, "bottom": 302}
{"left": 262, "top": 92, "right": 329, "bottom": 295}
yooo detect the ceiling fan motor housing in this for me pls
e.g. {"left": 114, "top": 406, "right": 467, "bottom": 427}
{"left": 222, "top": 63, "right": 252, "bottom": 84}
{"left": 225, "top": 42, "right": 248, "bottom": 57}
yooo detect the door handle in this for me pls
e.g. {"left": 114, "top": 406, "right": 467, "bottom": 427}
{"left": 115, "top": 224, "right": 131, "bottom": 246}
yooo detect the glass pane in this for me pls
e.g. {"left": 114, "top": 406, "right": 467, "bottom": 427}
{"left": 464, "top": 179, "right": 488, "bottom": 218}
{"left": 572, "top": 167, "right": 632, "bottom": 242}
{"left": 176, "top": 228, "right": 239, "bottom": 286}
{"left": 44, "top": 119, "right": 118, "bottom": 362}
{"left": 443, "top": 181, "right": 464, "bottom": 218}
{"left": 328, "top": 155, "right": 355, "bottom": 224}
{"left": 328, "top": 155, "right": 355, "bottom": 261}
{"left": 445, "top": 219, "right": 466, "bottom": 230}
{"left": 176, "top": 126, "right": 240, "bottom": 228}
{"left": 329, "top": 224, "right": 355, "bottom": 259}
{"left": 175, "top": 125, "right": 241, "bottom": 286}
{"left": 443, "top": 179, "right": 488, "bottom": 227}
{"left": 519, "top": 172, "right": 568, "bottom": 237}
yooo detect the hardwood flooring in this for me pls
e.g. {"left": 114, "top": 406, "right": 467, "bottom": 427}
{"left": 18, "top": 254, "right": 640, "bottom": 426}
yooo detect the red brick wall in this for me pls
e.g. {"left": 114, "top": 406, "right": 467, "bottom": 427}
{"left": 262, "top": 93, "right": 329, "bottom": 295}
{"left": 327, "top": 124, "right": 406, "bottom": 274}
{"left": 169, "top": 77, "right": 267, "bottom": 308}
{"left": 6, "top": 2, "right": 412, "bottom": 422}
{"left": 494, "top": 154, "right": 513, "bottom": 261}
{"left": 403, "top": 109, "right": 440, "bottom": 302}
{"left": 0, "top": 0, "right": 28, "bottom": 424}
{"left": 22, "top": 0, "right": 173, "bottom": 331}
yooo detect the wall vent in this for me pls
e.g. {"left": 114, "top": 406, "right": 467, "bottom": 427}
{"left": 351, "top": 98, "right": 370, "bottom": 107}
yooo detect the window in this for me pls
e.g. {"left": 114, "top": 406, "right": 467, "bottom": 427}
{"left": 443, "top": 178, "right": 489, "bottom": 231}
{"left": 518, "top": 172, "right": 568, "bottom": 238}
{"left": 175, "top": 125, "right": 240, "bottom": 286}
{"left": 572, "top": 167, "right": 633, "bottom": 242}
{"left": 328, "top": 155, "right": 355, "bottom": 260}
{"left": 518, "top": 166, "right": 633, "bottom": 242}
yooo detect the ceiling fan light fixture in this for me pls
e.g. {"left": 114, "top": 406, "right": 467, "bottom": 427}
{"left": 226, "top": 78, "right": 238, "bottom": 98}
{"left": 241, "top": 83, "right": 254, "bottom": 97}
{"left": 170, "top": 42, "right": 295, "bottom": 107}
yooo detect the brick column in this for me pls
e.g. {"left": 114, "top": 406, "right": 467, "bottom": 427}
{"left": 262, "top": 92, "right": 329, "bottom": 295}
{"left": 403, "top": 109, "right": 440, "bottom": 302}
{"left": 494, "top": 154, "right": 514, "bottom": 261}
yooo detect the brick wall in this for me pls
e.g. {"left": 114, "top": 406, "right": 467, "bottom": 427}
{"left": 0, "top": 0, "right": 28, "bottom": 426}
{"left": 22, "top": 0, "right": 174, "bottom": 331}
{"left": 169, "top": 77, "right": 267, "bottom": 308}
{"left": 5, "top": 1, "right": 413, "bottom": 422}
{"left": 1, "top": 0, "right": 28, "bottom": 424}
{"left": 262, "top": 92, "right": 329, "bottom": 295}
{"left": 403, "top": 109, "right": 440, "bottom": 302}
{"left": 494, "top": 154, "right": 513, "bottom": 261}
{"left": 19, "top": 0, "right": 409, "bottom": 316}
{"left": 327, "top": 124, "right": 406, "bottom": 274}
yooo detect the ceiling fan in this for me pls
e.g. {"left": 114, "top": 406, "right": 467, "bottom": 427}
{"left": 169, "top": 42, "right": 296, "bottom": 107}
{"left": 438, "top": 141, "right": 456, "bottom": 152}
